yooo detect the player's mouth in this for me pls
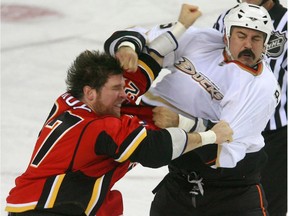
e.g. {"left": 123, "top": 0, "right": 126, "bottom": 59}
{"left": 114, "top": 103, "right": 122, "bottom": 111}
{"left": 238, "top": 49, "right": 255, "bottom": 60}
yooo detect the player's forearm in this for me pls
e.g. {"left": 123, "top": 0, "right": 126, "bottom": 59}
{"left": 129, "top": 128, "right": 206, "bottom": 168}
{"left": 129, "top": 124, "right": 231, "bottom": 168}
{"left": 183, "top": 132, "right": 202, "bottom": 153}
{"left": 167, "top": 128, "right": 221, "bottom": 158}
{"left": 183, "top": 130, "right": 219, "bottom": 154}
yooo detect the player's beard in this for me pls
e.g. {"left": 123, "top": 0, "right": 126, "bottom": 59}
{"left": 94, "top": 95, "right": 122, "bottom": 118}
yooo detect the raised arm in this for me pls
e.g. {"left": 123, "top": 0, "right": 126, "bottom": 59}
{"left": 105, "top": 4, "right": 202, "bottom": 71}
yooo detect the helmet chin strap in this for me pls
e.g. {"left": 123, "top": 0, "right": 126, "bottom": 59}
{"left": 258, "top": 46, "right": 267, "bottom": 63}
{"left": 225, "top": 47, "right": 234, "bottom": 61}
{"left": 225, "top": 35, "right": 235, "bottom": 61}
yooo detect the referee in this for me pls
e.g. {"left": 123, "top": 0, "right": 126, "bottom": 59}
{"left": 213, "top": 1, "right": 287, "bottom": 215}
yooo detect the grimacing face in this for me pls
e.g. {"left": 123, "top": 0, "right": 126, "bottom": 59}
{"left": 225, "top": 26, "right": 266, "bottom": 67}
{"left": 85, "top": 74, "right": 127, "bottom": 118}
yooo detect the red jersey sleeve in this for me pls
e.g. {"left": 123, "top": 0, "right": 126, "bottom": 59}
{"left": 123, "top": 53, "right": 161, "bottom": 105}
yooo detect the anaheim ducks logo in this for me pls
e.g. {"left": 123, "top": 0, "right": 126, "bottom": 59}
{"left": 174, "top": 57, "right": 224, "bottom": 100}
{"left": 266, "top": 31, "right": 287, "bottom": 58}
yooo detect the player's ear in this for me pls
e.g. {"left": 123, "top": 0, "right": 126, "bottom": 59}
{"left": 83, "top": 86, "right": 96, "bottom": 101}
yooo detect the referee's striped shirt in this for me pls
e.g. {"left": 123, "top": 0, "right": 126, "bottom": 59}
{"left": 213, "top": 2, "right": 287, "bottom": 131}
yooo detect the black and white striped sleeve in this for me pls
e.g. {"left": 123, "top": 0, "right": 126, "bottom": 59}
{"left": 104, "top": 30, "right": 146, "bottom": 57}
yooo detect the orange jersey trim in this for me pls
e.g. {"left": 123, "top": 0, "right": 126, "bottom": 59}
{"left": 223, "top": 51, "right": 263, "bottom": 76}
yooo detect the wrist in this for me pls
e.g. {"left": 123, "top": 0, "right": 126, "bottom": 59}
{"left": 117, "top": 41, "right": 136, "bottom": 51}
{"left": 199, "top": 130, "right": 216, "bottom": 145}
{"left": 171, "top": 22, "right": 187, "bottom": 39}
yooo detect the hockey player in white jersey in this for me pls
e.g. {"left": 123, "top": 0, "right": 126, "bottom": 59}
{"left": 104, "top": 3, "right": 281, "bottom": 216}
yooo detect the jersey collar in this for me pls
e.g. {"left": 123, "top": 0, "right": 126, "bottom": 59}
{"left": 223, "top": 51, "right": 263, "bottom": 76}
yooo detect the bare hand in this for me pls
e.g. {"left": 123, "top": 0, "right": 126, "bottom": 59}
{"left": 115, "top": 46, "right": 138, "bottom": 72}
{"left": 178, "top": 4, "right": 202, "bottom": 28}
{"left": 152, "top": 106, "right": 179, "bottom": 128}
{"left": 211, "top": 120, "right": 233, "bottom": 144}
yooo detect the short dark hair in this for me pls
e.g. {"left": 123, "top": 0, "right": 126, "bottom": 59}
{"left": 66, "top": 50, "right": 123, "bottom": 99}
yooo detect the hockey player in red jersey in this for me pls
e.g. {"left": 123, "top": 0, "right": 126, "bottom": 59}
{"left": 5, "top": 50, "right": 233, "bottom": 216}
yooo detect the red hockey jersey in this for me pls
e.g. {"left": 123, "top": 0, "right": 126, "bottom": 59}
{"left": 6, "top": 54, "right": 163, "bottom": 216}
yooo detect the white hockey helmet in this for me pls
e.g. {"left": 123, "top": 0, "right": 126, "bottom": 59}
{"left": 224, "top": 3, "right": 273, "bottom": 46}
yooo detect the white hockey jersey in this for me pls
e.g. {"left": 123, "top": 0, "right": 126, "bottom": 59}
{"left": 140, "top": 25, "right": 281, "bottom": 168}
